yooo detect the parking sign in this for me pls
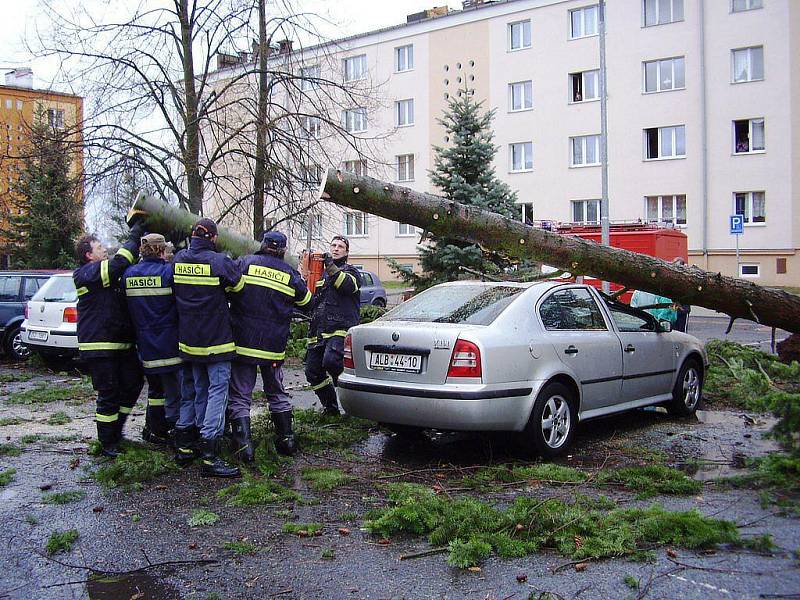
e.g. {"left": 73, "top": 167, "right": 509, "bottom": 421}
{"left": 730, "top": 215, "right": 744, "bottom": 235}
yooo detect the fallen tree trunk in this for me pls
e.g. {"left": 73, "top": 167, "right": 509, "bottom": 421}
{"left": 320, "top": 169, "right": 800, "bottom": 335}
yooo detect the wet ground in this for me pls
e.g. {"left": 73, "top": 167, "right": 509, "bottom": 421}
{"left": 1, "top": 357, "right": 799, "bottom": 600}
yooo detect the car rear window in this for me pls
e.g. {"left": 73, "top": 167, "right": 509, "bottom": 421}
{"left": 33, "top": 276, "right": 77, "bottom": 303}
{"left": 382, "top": 284, "right": 523, "bottom": 325}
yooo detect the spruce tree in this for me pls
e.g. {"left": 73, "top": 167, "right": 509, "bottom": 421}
{"left": 393, "top": 87, "right": 519, "bottom": 290}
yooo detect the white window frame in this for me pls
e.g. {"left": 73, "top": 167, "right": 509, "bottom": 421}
{"left": 344, "top": 211, "right": 369, "bottom": 237}
{"left": 343, "top": 159, "right": 367, "bottom": 177}
{"left": 301, "top": 116, "right": 321, "bottom": 140}
{"left": 643, "top": 125, "right": 686, "bottom": 160}
{"left": 733, "top": 191, "right": 766, "bottom": 225}
{"left": 47, "top": 108, "right": 64, "bottom": 129}
{"left": 343, "top": 108, "right": 367, "bottom": 133}
{"left": 509, "top": 142, "right": 534, "bottom": 172}
{"left": 395, "top": 99, "right": 414, "bottom": 127}
{"left": 570, "top": 134, "right": 600, "bottom": 167}
{"left": 733, "top": 118, "right": 765, "bottom": 154}
{"left": 300, "top": 65, "right": 320, "bottom": 91}
{"left": 395, "top": 45, "right": 414, "bottom": 72}
{"left": 520, "top": 202, "right": 535, "bottom": 224}
{"left": 508, "top": 80, "right": 533, "bottom": 112}
{"left": 571, "top": 199, "right": 600, "bottom": 224}
{"left": 396, "top": 154, "right": 415, "bottom": 182}
{"left": 739, "top": 263, "right": 760, "bottom": 278}
{"left": 397, "top": 223, "right": 417, "bottom": 237}
{"left": 300, "top": 165, "right": 322, "bottom": 190}
{"left": 731, "top": 46, "right": 764, "bottom": 83}
{"left": 508, "top": 20, "right": 532, "bottom": 51}
{"left": 644, "top": 194, "right": 687, "bottom": 226}
{"left": 643, "top": 56, "right": 685, "bottom": 93}
{"left": 731, "top": 0, "right": 762, "bottom": 12}
{"left": 302, "top": 213, "right": 323, "bottom": 240}
{"left": 569, "top": 70, "right": 600, "bottom": 103}
{"left": 569, "top": 5, "right": 599, "bottom": 39}
{"left": 343, "top": 54, "right": 367, "bottom": 82}
{"left": 643, "top": 0, "right": 684, "bottom": 27}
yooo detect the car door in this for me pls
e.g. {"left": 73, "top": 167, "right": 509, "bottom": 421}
{"left": 604, "top": 301, "right": 676, "bottom": 404}
{"left": 0, "top": 275, "right": 22, "bottom": 330}
{"left": 538, "top": 287, "right": 623, "bottom": 412}
{"left": 359, "top": 271, "right": 375, "bottom": 305}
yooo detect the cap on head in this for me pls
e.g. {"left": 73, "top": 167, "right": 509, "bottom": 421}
{"left": 192, "top": 218, "right": 218, "bottom": 240}
{"left": 141, "top": 233, "right": 166, "bottom": 246}
{"left": 331, "top": 235, "right": 349, "bottom": 251}
{"left": 262, "top": 230, "right": 287, "bottom": 251}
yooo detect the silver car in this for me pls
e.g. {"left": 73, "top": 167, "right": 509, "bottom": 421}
{"left": 338, "top": 281, "right": 706, "bottom": 457}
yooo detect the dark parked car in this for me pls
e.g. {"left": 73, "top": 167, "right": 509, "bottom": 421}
{"left": 357, "top": 270, "right": 387, "bottom": 307}
{"left": 0, "top": 271, "right": 59, "bottom": 360}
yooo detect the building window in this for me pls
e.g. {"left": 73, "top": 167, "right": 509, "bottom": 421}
{"left": 644, "top": 56, "right": 685, "bottom": 92}
{"left": 570, "top": 70, "right": 599, "bottom": 102}
{"left": 395, "top": 99, "right": 414, "bottom": 127}
{"left": 396, "top": 154, "right": 415, "bottom": 181}
{"left": 520, "top": 202, "right": 534, "bottom": 225}
{"left": 397, "top": 223, "right": 417, "bottom": 236}
{"left": 47, "top": 108, "right": 65, "bottom": 129}
{"left": 732, "top": 46, "right": 764, "bottom": 83}
{"left": 15, "top": 100, "right": 22, "bottom": 110}
{"left": 570, "top": 5, "right": 599, "bottom": 39}
{"left": 645, "top": 194, "right": 686, "bottom": 226}
{"left": 740, "top": 264, "right": 760, "bottom": 278}
{"left": 734, "top": 191, "right": 766, "bottom": 224}
{"left": 300, "top": 65, "right": 320, "bottom": 91}
{"left": 508, "top": 20, "right": 532, "bottom": 51}
{"left": 509, "top": 142, "right": 534, "bottom": 172}
{"left": 643, "top": 0, "right": 683, "bottom": 26}
{"left": 300, "top": 165, "right": 322, "bottom": 190}
{"left": 776, "top": 257, "right": 787, "bottom": 274}
{"left": 301, "top": 116, "right": 321, "bottom": 139}
{"left": 732, "top": 0, "right": 762, "bottom": 12}
{"left": 570, "top": 134, "right": 600, "bottom": 167}
{"left": 345, "top": 212, "right": 369, "bottom": 237}
{"left": 343, "top": 159, "right": 367, "bottom": 176}
{"left": 343, "top": 54, "right": 367, "bottom": 82}
{"left": 508, "top": 81, "right": 533, "bottom": 112}
{"left": 572, "top": 199, "right": 600, "bottom": 224}
{"left": 733, "top": 118, "right": 765, "bottom": 153}
{"left": 644, "top": 125, "right": 686, "bottom": 159}
{"left": 4, "top": 99, "right": 11, "bottom": 109}
{"left": 301, "top": 213, "right": 323, "bottom": 240}
{"left": 343, "top": 108, "right": 367, "bottom": 133}
{"left": 395, "top": 45, "right": 414, "bottom": 72}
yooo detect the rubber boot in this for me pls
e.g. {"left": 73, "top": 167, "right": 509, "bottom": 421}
{"left": 230, "top": 417, "right": 255, "bottom": 464}
{"left": 96, "top": 421, "right": 121, "bottom": 458}
{"left": 199, "top": 438, "right": 241, "bottom": 478}
{"left": 316, "top": 384, "right": 340, "bottom": 416}
{"left": 174, "top": 426, "right": 199, "bottom": 467}
{"left": 271, "top": 411, "right": 298, "bottom": 456}
{"left": 115, "top": 409, "right": 132, "bottom": 444}
{"left": 142, "top": 404, "right": 170, "bottom": 445}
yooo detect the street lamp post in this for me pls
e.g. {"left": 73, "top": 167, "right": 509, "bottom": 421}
{"left": 599, "top": 0, "right": 610, "bottom": 293}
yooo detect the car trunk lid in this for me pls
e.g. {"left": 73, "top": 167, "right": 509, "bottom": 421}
{"left": 27, "top": 276, "right": 77, "bottom": 329}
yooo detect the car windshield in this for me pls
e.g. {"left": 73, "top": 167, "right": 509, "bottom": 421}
{"left": 33, "top": 276, "right": 77, "bottom": 303}
{"left": 381, "top": 284, "right": 523, "bottom": 325}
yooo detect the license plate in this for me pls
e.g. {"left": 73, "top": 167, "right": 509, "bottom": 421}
{"left": 28, "top": 330, "right": 48, "bottom": 342}
{"left": 369, "top": 352, "right": 422, "bottom": 373}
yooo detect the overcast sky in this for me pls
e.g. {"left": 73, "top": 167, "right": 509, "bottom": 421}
{"left": 0, "top": 0, "right": 460, "bottom": 88}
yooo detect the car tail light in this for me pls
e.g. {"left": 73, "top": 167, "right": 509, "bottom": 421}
{"left": 343, "top": 333, "right": 354, "bottom": 369}
{"left": 447, "top": 339, "right": 482, "bottom": 378}
{"left": 24, "top": 303, "right": 29, "bottom": 319}
{"left": 63, "top": 307, "right": 78, "bottom": 323}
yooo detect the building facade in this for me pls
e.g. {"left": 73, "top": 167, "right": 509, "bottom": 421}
{"left": 0, "top": 68, "right": 84, "bottom": 268}
{"left": 209, "top": 0, "right": 799, "bottom": 285}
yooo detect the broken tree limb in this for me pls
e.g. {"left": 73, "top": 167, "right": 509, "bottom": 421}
{"left": 320, "top": 169, "right": 800, "bottom": 335}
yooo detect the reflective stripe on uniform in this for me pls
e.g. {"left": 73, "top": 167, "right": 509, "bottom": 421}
{"left": 243, "top": 274, "right": 294, "bottom": 296}
{"left": 117, "top": 247, "right": 135, "bottom": 263}
{"left": 309, "top": 376, "right": 333, "bottom": 391}
{"left": 316, "top": 279, "right": 325, "bottom": 288}
{"left": 224, "top": 277, "right": 245, "bottom": 293}
{"left": 147, "top": 397, "right": 165, "bottom": 407}
{"left": 76, "top": 286, "right": 89, "bottom": 296}
{"left": 142, "top": 356, "right": 182, "bottom": 369}
{"left": 100, "top": 259, "right": 110, "bottom": 288}
{"left": 321, "top": 330, "right": 348, "bottom": 338}
{"left": 295, "top": 290, "right": 312, "bottom": 306}
{"left": 179, "top": 341, "right": 235, "bottom": 356}
{"left": 95, "top": 412, "right": 118, "bottom": 423}
{"left": 333, "top": 271, "right": 359, "bottom": 291}
{"left": 79, "top": 342, "right": 134, "bottom": 351}
{"left": 125, "top": 287, "right": 172, "bottom": 297}
{"left": 173, "top": 275, "right": 220, "bottom": 286}
{"left": 234, "top": 346, "right": 286, "bottom": 361}
{"left": 119, "top": 406, "right": 133, "bottom": 415}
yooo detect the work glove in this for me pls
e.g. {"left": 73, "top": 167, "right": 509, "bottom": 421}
{"left": 128, "top": 221, "right": 146, "bottom": 243}
{"left": 323, "top": 252, "right": 340, "bottom": 276}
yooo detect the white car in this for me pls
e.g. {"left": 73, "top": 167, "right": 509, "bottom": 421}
{"left": 21, "top": 273, "right": 79, "bottom": 363}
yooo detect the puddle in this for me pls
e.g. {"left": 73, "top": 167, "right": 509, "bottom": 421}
{"left": 86, "top": 569, "right": 180, "bottom": 600}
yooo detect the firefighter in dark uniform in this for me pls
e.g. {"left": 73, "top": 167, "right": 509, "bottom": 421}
{"left": 304, "top": 235, "right": 362, "bottom": 415}
{"left": 73, "top": 224, "right": 144, "bottom": 457}
{"left": 228, "top": 231, "right": 312, "bottom": 459}
{"left": 172, "top": 218, "right": 243, "bottom": 478}
{"left": 123, "top": 233, "right": 182, "bottom": 445}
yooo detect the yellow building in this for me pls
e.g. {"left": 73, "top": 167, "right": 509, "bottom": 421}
{"left": 0, "top": 68, "right": 84, "bottom": 268}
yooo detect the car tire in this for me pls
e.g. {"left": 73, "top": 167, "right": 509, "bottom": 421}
{"left": 382, "top": 423, "right": 425, "bottom": 438}
{"left": 372, "top": 297, "right": 386, "bottom": 308}
{"left": 4, "top": 325, "right": 31, "bottom": 361}
{"left": 667, "top": 359, "right": 703, "bottom": 417}
{"left": 520, "top": 382, "right": 576, "bottom": 458}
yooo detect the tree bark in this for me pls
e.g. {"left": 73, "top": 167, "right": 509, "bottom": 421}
{"left": 252, "top": 0, "right": 269, "bottom": 240}
{"left": 320, "top": 169, "right": 800, "bottom": 335}
{"left": 178, "top": 0, "right": 202, "bottom": 214}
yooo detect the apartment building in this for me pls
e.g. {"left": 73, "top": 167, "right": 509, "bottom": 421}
{"left": 208, "top": 0, "right": 799, "bottom": 285}
{"left": 0, "top": 68, "right": 84, "bottom": 268}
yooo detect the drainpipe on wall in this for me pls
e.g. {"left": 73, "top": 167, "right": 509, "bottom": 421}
{"left": 699, "top": 0, "right": 710, "bottom": 270}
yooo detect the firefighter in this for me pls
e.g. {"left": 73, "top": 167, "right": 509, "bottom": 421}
{"left": 304, "top": 235, "right": 362, "bottom": 415}
{"left": 228, "top": 231, "right": 312, "bottom": 459}
{"left": 122, "top": 233, "right": 182, "bottom": 445}
{"left": 73, "top": 223, "right": 144, "bottom": 457}
{"left": 172, "top": 218, "right": 243, "bottom": 478}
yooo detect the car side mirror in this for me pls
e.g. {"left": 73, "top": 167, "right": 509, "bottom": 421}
{"left": 658, "top": 320, "right": 672, "bottom": 333}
